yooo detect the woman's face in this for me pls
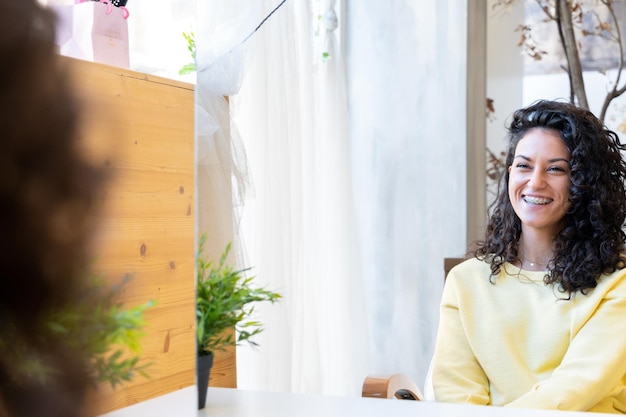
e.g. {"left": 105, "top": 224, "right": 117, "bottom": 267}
{"left": 508, "top": 128, "right": 571, "bottom": 237}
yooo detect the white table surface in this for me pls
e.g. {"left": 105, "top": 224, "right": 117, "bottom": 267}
{"left": 198, "top": 387, "right": 603, "bottom": 417}
{"left": 98, "top": 386, "right": 196, "bottom": 417}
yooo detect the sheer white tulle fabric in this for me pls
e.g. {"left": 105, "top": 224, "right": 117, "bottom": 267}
{"left": 195, "top": 1, "right": 261, "bottom": 256}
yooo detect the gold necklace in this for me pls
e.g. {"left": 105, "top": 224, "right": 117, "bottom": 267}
{"left": 518, "top": 242, "right": 552, "bottom": 270}
{"left": 519, "top": 250, "right": 551, "bottom": 269}
{"left": 519, "top": 257, "right": 551, "bottom": 270}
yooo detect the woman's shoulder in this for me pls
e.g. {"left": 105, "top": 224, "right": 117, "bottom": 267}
{"left": 449, "top": 257, "right": 488, "bottom": 270}
{"left": 445, "top": 257, "right": 528, "bottom": 287}
{"left": 446, "top": 257, "right": 491, "bottom": 283}
{"left": 596, "top": 262, "right": 626, "bottom": 297}
{"left": 441, "top": 257, "right": 496, "bottom": 302}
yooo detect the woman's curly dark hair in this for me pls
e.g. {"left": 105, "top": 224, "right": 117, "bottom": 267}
{"left": 0, "top": 1, "right": 104, "bottom": 416}
{"left": 474, "top": 99, "right": 626, "bottom": 296}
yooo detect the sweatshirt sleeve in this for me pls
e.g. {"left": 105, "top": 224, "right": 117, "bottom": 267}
{"left": 431, "top": 269, "right": 491, "bottom": 405}
{"left": 506, "top": 276, "right": 626, "bottom": 411}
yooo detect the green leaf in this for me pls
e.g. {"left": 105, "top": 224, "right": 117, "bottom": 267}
{"left": 179, "top": 63, "right": 196, "bottom": 75}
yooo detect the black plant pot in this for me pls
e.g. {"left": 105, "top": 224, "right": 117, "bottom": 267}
{"left": 197, "top": 353, "right": 214, "bottom": 409}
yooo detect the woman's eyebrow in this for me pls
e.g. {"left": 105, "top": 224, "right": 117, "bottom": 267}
{"left": 513, "top": 155, "right": 570, "bottom": 164}
{"left": 549, "top": 157, "right": 570, "bottom": 165}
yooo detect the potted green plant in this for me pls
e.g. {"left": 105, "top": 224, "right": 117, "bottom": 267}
{"left": 196, "top": 234, "right": 281, "bottom": 409}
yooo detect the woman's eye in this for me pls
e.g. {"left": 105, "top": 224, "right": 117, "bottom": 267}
{"left": 515, "top": 163, "right": 530, "bottom": 169}
{"left": 548, "top": 166, "right": 567, "bottom": 172}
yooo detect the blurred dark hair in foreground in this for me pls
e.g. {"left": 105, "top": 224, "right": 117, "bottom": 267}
{"left": 0, "top": 1, "right": 105, "bottom": 416}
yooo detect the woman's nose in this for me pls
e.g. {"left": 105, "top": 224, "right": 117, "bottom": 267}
{"left": 527, "top": 169, "right": 546, "bottom": 188}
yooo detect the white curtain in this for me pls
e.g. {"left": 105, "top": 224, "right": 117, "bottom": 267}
{"left": 233, "top": 0, "right": 371, "bottom": 396}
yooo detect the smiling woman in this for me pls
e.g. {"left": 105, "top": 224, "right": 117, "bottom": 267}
{"left": 431, "top": 99, "right": 626, "bottom": 413}
{"left": 507, "top": 128, "right": 571, "bottom": 253}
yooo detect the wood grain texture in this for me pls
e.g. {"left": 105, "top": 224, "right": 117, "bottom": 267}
{"left": 68, "top": 58, "right": 196, "bottom": 416}
{"left": 209, "top": 330, "right": 237, "bottom": 389}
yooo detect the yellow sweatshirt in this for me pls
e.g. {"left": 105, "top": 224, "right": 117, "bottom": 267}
{"left": 432, "top": 258, "right": 626, "bottom": 413}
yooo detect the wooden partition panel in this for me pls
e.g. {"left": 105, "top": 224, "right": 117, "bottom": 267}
{"left": 68, "top": 58, "right": 196, "bottom": 416}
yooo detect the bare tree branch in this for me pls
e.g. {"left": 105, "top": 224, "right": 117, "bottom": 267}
{"left": 599, "top": 0, "right": 626, "bottom": 122}
{"left": 556, "top": 0, "right": 589, "bottom": 109}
